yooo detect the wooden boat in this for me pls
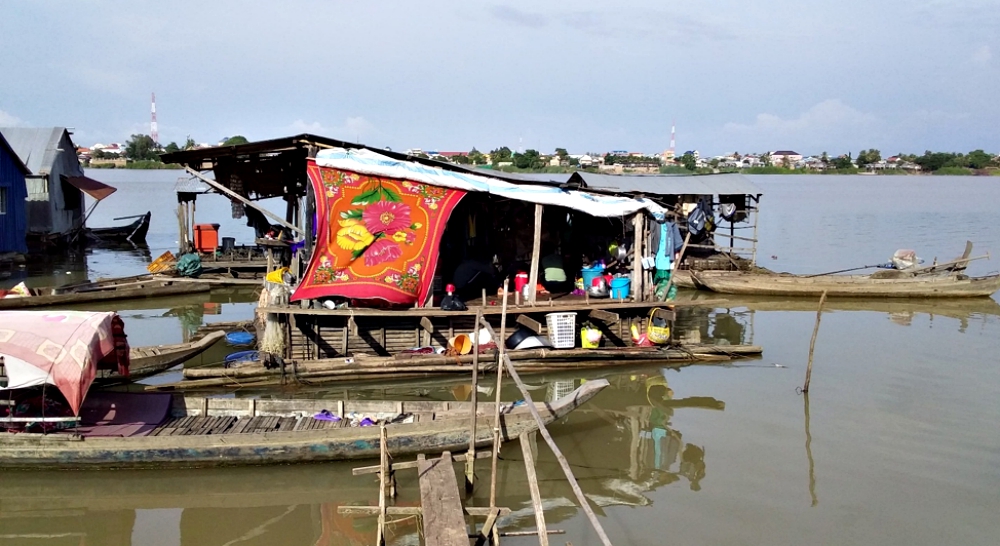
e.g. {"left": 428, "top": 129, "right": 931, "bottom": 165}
{"left": 156, "top": 344, "right": 762, "bottom": 390}
{"left": 86, "top": 211, "right": 151, "bottom": 244}
{"left": 0, "top": 278, "right": 212, "bottom": 309}
{"left": 120, "top": 330, "right": 227, "bottom": 381}
{"left": 0, "top": 379, "right": 608, "bottom": 469}
{"left": 690, "top": 271, "right": 1000, "bottom": 298}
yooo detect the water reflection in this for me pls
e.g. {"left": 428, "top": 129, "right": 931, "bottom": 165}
{"left": 803, "top": 393, "right": 818, "bottom": 507}
{"left": 680, "top": 291, "right": 1000, "bottom": 334}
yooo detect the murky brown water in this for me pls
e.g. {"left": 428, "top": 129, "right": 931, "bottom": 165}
{"left": 2, "top": 173, "right": 999, "bottom": 545}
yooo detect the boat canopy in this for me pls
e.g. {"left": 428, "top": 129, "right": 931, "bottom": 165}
{"left": 64, "top": 175, "right": 117, "bottom": 201}
{"left": 0, "top": 311, "right": 130, "bottom": 414}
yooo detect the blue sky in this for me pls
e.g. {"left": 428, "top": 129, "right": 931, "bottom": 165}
{"left": 1, "top": 0, "right": 997, "bottom": 156}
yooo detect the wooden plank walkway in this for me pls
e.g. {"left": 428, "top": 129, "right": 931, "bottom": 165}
{"left": 417, "top": 452, "right": 468, "bottom": 546}
{"left": 147, "top": 414, "right": 350, "bottom": 437}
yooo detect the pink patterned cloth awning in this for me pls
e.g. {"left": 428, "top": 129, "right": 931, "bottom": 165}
{"left": 0, "top": 311, "right": 130, "bottom": 415}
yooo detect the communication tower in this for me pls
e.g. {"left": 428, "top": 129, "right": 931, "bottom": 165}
{"left": 150, "top": 93, "right": 159, "bottom": 144}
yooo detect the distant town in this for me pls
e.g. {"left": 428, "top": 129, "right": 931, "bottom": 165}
{"left": 76, "top": 133, "right": 1000, "bottom": 176}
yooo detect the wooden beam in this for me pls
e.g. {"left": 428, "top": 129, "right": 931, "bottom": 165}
{"left": 466, "top": 309, "right": 482, "bottom": 492}
{"left": 418, "top": 452, "right": 469, "bottom": 546}
{"left": 516, "top": 314, "right": 543, "bottom": 333}
{"left": 527, "top": 204, "right": 543, "bottom": 305}
{"left": 183, "top": 167, "right": 303, "bottom": 235}
{"left": 419, "top": 316, "right": 435, "bottom": 334}
{"left": 520, "top": 432, "right": 550, "bottom": 546}
{"left": 475, "top": 508, "right": 502, "bottom": 546}
{"left": 353, "top": 450, "right": 492, "bottom": 475}
{"left": 337, "top": 505, "right": 511, "bottom": 517}
{"left": 588, "top": 309, "right": 620, "bottom": 325}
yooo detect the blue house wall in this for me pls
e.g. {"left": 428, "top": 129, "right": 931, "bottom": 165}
{"left": 0, "top": 134, "right": 28, "bottom": 253}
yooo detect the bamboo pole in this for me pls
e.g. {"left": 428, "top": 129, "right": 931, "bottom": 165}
{"left": 802, "top": 290, "right": 827, "bottom": 393}
{"left": 478, "top": 318, "right": 615, "bottom": 546}
{"left": 527, "top": 204, "right": 543, "bottom": 305}
{"left": 803, "top": 393, "right": 818, "bottom": 507}
{"left": 520, "top": 431, "right": 550, "bottom": 546}
{"left": 182, "top": 167, "right": 303, "bottom": 235}
{"left": 466, "top": 309, "right": 482, "bottom": 493}
{"left": 489, "top": 280, "right": 510, "bottom": 510}
{"left": 377, "top": 425, "right": 388, "bottom": 546}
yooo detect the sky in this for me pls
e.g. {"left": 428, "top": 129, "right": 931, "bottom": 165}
{"left": 1, "top": 0, "right": 998, "bottom": 157}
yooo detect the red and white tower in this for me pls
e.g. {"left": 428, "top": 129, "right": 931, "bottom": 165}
{"left": 662, "top": 119, "right": 677, "bottom": 161}
{"left": 150, "top": 92, "right": 159, "bottom": 145}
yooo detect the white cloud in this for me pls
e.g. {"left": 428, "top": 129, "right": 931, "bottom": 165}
{"left": 0, "top": 109, "right": 25, "bottom": 126}
{"left": 971, "top": 45, "right": 992, "bottom": 65}
{"left": 723, "top": 99, "right": 878, "bottom": 135}
{"left": 286, "top": 116, "right": 377, "bottom": 142}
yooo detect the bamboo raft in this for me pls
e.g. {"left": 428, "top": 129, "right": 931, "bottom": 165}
{"left": 0, "top": 380, "right": 608, "bottom": 469}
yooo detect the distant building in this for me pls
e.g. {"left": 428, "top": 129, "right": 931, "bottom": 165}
{"left": 770, "top": 150, "right": 802, "bottom": 166}
{"left": 0, "top": 130, "right": 29, "bottom": 254}
{"left": 0, "top": 127, "right": 113, "bottom": 248}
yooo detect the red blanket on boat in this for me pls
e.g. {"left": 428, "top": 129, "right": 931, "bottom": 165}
{"left": 292, "top": 162, "right": 465, "bottom": 305}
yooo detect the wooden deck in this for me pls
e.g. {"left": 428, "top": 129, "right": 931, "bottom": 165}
{"left": 147, "top": 414, "right": 348, "bottom": 436}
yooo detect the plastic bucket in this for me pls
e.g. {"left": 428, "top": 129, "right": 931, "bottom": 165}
{"left": 610, "top": 277, "right": 631, "bottom": 299}
{"left": 514, "top": 272, "right": 529, "bottom": 294}
{"left": 449, "top": 334, "right": 473, "bottom": 355}
{"left": 581, "top": 266, "right": 605, "bottom": 289}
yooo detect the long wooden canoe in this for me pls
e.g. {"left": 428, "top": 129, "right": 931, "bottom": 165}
{"left": 691, "top": 271, "right": 1000, "bottom": 298}
{"left": 0, "top": 379, "right": 608, "bottom": 469}
{"left": 0, "top": 279, "right": 212, "bottom": 309}
{"left": 124, "top": 330, "right": 227, "bottom": 380}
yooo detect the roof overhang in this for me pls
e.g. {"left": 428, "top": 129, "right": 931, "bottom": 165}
{"left": 64, "top": 175, "right": 117, "bottom": 201}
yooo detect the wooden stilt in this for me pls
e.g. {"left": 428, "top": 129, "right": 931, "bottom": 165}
{"left": 802, "top": 290, "right": 827, "bottom": 393}
{"left": 376, "top": 425, "right": 388, "bottom": 546}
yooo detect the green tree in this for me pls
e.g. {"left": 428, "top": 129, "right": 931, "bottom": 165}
{"left": 222, "top": 135, "right": 249, "bottom": 146}
{"left": 184, "top": 136, "right": 197, "bottom": 150}
{"left": 125, "top": 134, "right": 161, "bottom": 162}
{"left": 603, "top": 153, "right": 615, "bottom": 165}
{"left": 568, "top": 157, "right": 580, "bottom": 167}
{"left": 164, "top": 142, "right": 180, "bottom": 154}
{"left": 489, "top": 146, "right": 512, "bottom": 164}
{"left": 554, "top": 147, "right": 568, "bottom": 159}
{"left": 761, "top": 152, "right": 772, "bottom": 167}
{"left": 513, "top": 149, "right": 542, "bottom": 169}
{"left": 831, "top": 153, "right": 854, "bottom": 170}
{"left": 680, "top": 152, "right": 697, "bottom": 171}
{"left": 820, "top": 151, "right": 830, "bottom": 166}
{"left": 965, "top": 149, "right": 993, "bottom": 169}
{"left": 450, "top": 154, "right": 470, "bottom": 164}
{"left": 913, "top": 151, "right": 957, "bottom": 172}
{"left": 780, "top": 155, "right": 792, "bottom": 169}
{"left": 468, "top": 148, "right": 487, "bottom": 165}
{"left": 856, "top": 149, "right": 882, "bottom": 167}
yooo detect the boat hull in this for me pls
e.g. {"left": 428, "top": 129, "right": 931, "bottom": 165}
{"left": 0, "top": 380, "right": 608, "bottom": 469}
{"left": 691, "top": 272, "right": 1000, "bottom": 298}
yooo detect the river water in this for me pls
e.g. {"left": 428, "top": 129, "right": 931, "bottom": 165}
{"left": 1, "top": 171, "right": 999, "bottom": 546}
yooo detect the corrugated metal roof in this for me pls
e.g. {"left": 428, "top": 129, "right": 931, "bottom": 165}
{"left": 0, "top": 131, "right": 28, "bottom": 174}
{"left": 0, "top": 127, "right": 68, "bottom": 175}
{"left": 570, "top": 172, "right": 762, "bottom": 196}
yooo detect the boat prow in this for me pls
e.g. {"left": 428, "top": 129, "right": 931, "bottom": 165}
{"left": 691, "top": 271, "right": 1000, "bottom": 298}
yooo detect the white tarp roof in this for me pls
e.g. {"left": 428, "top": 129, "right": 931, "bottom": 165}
{"left": 315, "top": 148, "right": 667, "bottom": 220}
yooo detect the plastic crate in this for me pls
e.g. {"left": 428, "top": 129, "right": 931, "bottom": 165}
{"left": 545, "top": 312, "right": 577, "bottom": 349}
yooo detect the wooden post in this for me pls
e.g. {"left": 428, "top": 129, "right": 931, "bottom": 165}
{"left": 489, "top": 280, "right": 510, "bottom": 510}
{"left": 478, "top": 318, "right": 614, "bottom": 546}
{"left": 632, "top": 213, "right": 643, "bottom": 302}
{"left": 802, "top": 291, "right": 827, "bottom": 393}
{"left": 177, "top": 202, "right": 187, "bottom": 253}
{"left": 466, "top": 309, "right": 482, "bottom": 493}
{"left": 751, "top": 196, "right": 760, "bottom": 266}
{"left": 520, "top": 431, "right": 550, "bottom": 546}
{"left": 527, "top": 204, "right": 543, "bottom": 305}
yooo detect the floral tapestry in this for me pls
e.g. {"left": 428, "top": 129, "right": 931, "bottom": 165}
{"left": 292, "top": 162, "right": 465, "bottom": 305}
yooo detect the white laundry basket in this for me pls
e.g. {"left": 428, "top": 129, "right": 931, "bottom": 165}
{"left": 545, "top": 312, "right": 577, "bottom": 349}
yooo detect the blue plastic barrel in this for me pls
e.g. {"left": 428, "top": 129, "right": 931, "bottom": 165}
{"left": 610, "top": 277, "right": 631, "bottom": 299}
{"left": 580, "top": 266, "right": 605, "bottom": 289}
